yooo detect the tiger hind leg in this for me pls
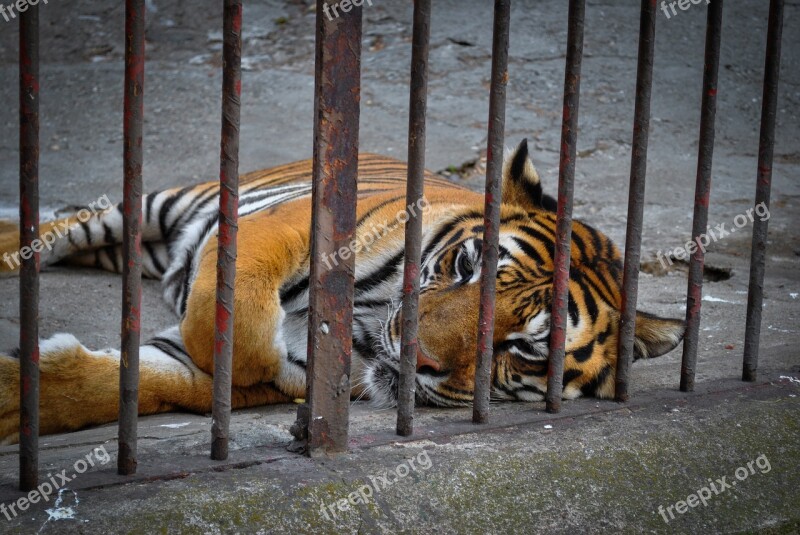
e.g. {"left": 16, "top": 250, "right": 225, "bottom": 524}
{"left": 0, "top": 331, "right": 291, "bottom": 444}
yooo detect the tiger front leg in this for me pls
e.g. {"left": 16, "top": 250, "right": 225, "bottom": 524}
{"left": 180, "top": 214, "right": 310, "bottom": 399}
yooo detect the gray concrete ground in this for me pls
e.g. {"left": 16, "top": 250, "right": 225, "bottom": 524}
{"left": 0, "top": 0, "right": 798, "bottom": 533}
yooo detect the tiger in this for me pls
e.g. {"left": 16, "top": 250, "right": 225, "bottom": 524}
{"left": 0, "top": 139, "right": 684, "bottom": 444}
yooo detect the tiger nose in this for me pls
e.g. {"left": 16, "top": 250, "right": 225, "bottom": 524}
{"left": 416, "top": 347, "right": 442, "bottom": 373}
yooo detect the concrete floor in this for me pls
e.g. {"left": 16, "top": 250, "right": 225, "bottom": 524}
{"left": 0, "top": 0, "right": 798, "bottom": 533}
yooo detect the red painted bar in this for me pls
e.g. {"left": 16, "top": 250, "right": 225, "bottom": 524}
{"left": 118, "top": 0, "right": 145, "bottom": 476}
{"left": 615, "top": 0, "right": 657, "bottom": 402}
{"left": 304, "top": 0, "right": 362, "bottom": 456}
{"left": 211, "top": 0, "right": 243, "bottom": 461}
{"left": 472, "top": 0, "right": 511, "bottom": 425}
{"left": 18, "top": 0, "right": 40, "bottom": 492}
{"left": 680, "top": 0, "right": 723, "bottom": 392}
{"left": 396, "top": 0, "right": 432, "bottom": 437}
{"left": 546, "top": 0, "right": 585, "bottom": 414}
{"left": 743, "top": 0, "right": 784, "bottom": 382}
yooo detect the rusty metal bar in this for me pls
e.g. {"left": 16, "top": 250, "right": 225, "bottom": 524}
{"left": 743, "top": 0, "right": 784, "bottom": 382}
{"left": 304, "top": 0, "right": 362, "bottom": 456}
{"left": 396, "top": 0, "right": 432, "bottom": 437}
{"left": 472, "top": 0, "right": 511, "bottom": 425}
{"left": 546, "top": 0, "right": 585, "bottom": 414}
{"left": 680, "top": 0, "right": 723, "bottom": 393}
{"left": 118, "top": 0, "right": 145, "bottom": 476}
{"left": 18, "top": 0, "right": 40, "bottom": 493}
{"left": 615, "top": 0, "right": 657, "bottom": 402}
{"left": 211, "top": 0, "right": 242, "bottom": 461}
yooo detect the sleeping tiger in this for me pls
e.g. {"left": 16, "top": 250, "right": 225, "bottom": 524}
{"left": 0, "top": 139, "right": 684, "bottom": 443}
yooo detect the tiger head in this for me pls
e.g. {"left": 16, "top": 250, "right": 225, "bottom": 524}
{"left": 365, "top": 139, "right": 685, "bottom": 407}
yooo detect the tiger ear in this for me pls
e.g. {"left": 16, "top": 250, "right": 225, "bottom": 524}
{"left": 502, "top": 139, "right": 556, "bottom": 212}
{"left": 633, "top": 311, "right": 685, "bottom": 360}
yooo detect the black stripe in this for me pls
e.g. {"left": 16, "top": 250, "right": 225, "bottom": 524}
{"left": 166, "top": 186, "right": 218, "bottom": 239}
{"left": 353, "top": 298, "right": 392, "bottom": 309}
{"left": 420, "top": 218, "right": 461, "bottom": 265}
{"left": 79, "top": 220, "right": 93, "bottom": 246}
{"left": 356, "top": 195, "right": 407, "bottom": 229}
{"left": 145, "top": 193, "right": 156, "bottom": 225}
{"left": 145, "top": 242, "right": 166, "bottom": 274}
{"left": 67, "top": 226, "right": 80, "bottom": 248}
{"left": 103, "top": 222, "right": 115, "bottom": 245}
{"left": 511, "top": 236, "right": 546, "bottom": 267}
{"left": 352, "top": 331, "right": 374, "bottom": 360}
{"left": 568, "top": 290, "right": 579, "bottom": 327}
{"left": 571, "top": 228, "right": 589, "bottom": 262}
{"left": 571, "top": 341, "right": 594, "bottom": 363}
{"left": 286, "top": 351, "right": 306, "bottom": 369}
{"left": 178, "top": 214, "right": 220, "bottom": 315}
{"left": 589, "top": 226, "right": 605, "bottom": 259}
{"left": 517, "top": 226, "right": 555, "bottom": 260}
{"left": 147, "top": 339, "right": 197, "bottom": 379}
{"left": 495, "top": 338, "right": 546, "bottom": 361}
{"left": 104, "top": 246, "right": 120, "bottom": 273}
{"left": 148, "top": 336, "right": 189, "bottom": 358}
{"left": 159, "top": 186, "right": 192, "bottom": 240}
{"left": 355, "top": 250, "right": 404, "bottom": 294}
{"left": 279, "top": 276, "right": 309, "bottom": 304}
{"left": 581, "top": 364, "right": 611, "bottom": 396}
{"left": 562, "top": 368, "right": 582, "bottom": 388}
{"left": 526, "top": 361, "right": 549, "bottom": 377}
{"left": 440, "top": 383, "right": 474, "bottom": 398}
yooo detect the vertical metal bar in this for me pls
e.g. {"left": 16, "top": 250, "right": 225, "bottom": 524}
{"left": 118, "top": 0, "right": 145, "bottom": 476}
{"left": 18, "top": 0, "right": 40, "bottom": 493}
{"left": 680, "top": 0, "right": 723, "bottom": 392}
{"left": 396, "top": 0, "right": 431, "bottom": 437}
{"left": 743, "top": 0, "right": 784, "bottom": 382}
{"left": 615, "top": 0, "right": 657, "bottom": 402}
{"left": 304, "top": 0, "right": 362, "bottom": 456}
{"left": 546, "top": 0, "right": 585, "bottom": 414}
{"left": 472, "top": 0, "right": 511, "bottom": 425}
{"left": 211, "top": 0, "right": 242, "bottom": 461}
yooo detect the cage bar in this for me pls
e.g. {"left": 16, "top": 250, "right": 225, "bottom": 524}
{"left": 743, "top": 0, "right": 784, "bottom": 382}
{"left": 615, "top": 0, "right": 657, "bottom": 402}
{"left": 210, "top": 0, "right": 243, "bottom": 461}
{"left": 472, "top": 0, "right": 511, "bottom": 425}
{"left": 118, "top": 0, "right": 145, "bottom": 476}
{"left": 680, "top": 0, "right": 723, "bottom": 393}
{"left": 304, "top": 0, "right": 362, "bottom": 456}
{"left": 396, "top": 0, "right": 432, "bottom": 437}
{"left": 546, "top": 0, "right": 585, "bottom": 414}
{"left": 18, "top": 0, "right": 40, "bottom": 493}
